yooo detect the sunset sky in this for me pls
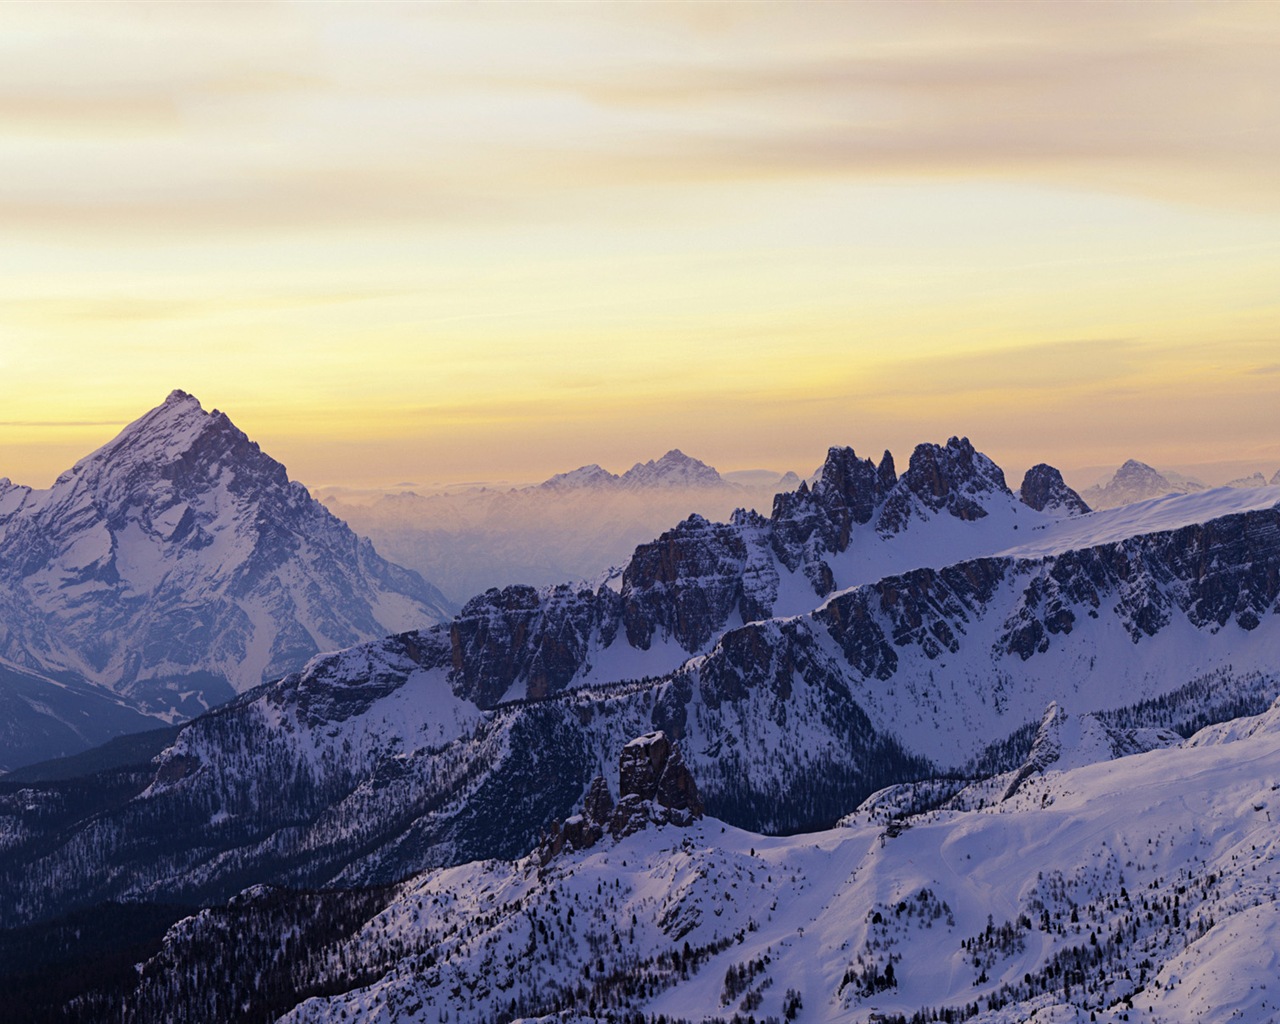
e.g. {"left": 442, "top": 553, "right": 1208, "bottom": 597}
{"left": 3, "top": 1, "right": 1278, "bottom": 489}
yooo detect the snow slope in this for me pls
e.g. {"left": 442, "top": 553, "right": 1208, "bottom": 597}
{"left": 269, "top": 698, "right": 1280, "bottom": 1024}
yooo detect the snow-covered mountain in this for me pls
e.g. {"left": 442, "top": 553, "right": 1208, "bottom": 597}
{"left": 4, "top": 434, "right": 1280, "bottom": 1021}
{"left": 1080, "top": 459, "right": 1206, "bottom": 510}
{"left": 7, "top": 436, "right": 1280, "bottom": 941}
{"left": 540, "top": 462, "right": 621, "bottom": 491}
{"left": 619, "top": 449, "right": 729, "bottom": 489}
{"left": 0, "top": 390, "right": 452, "bottom": 735}
{"left": 265, "top": 701, "right": 1280, "bottom": 1023}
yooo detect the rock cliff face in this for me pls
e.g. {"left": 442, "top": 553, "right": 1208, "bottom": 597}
{"left": 616, "top": 732, "right": 702, "bottom": 815}
{"left": 0, "top": 391, "right": 452, "bottom": 722}
{"left": 1019, "top": 464, "right": 1091, "bottom": 516}
{"left": 771, "top": 438, "right": 1022, "bottom": 596}
{"left": 770, "top": 447, "right": 897, "bottom": 595}
{"left": 447, "top": 583, "right": 620, "bottom": 705}
{"left": 878, "top": 436, "right": 1009, "bottom": 533}
{"left": 813, "top": 557, "right": 1007, "bottom": 678}
{"left": 622, "top": 511, "right": 777, "bottom": 650}
{"left": 709, "top": 503, "right": 1280, "bottom": 696}
{"left": 539, "top": 730, "right": 703, "bottom": 859}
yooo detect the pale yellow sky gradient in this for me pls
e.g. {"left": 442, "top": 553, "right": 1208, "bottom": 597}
{"left": 2, "top": 1, "right": 1278, "bottom": 489}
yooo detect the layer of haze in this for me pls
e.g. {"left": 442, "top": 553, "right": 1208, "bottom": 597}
{"left": 3, "top": 2, "right": 1278, "bottom": 489}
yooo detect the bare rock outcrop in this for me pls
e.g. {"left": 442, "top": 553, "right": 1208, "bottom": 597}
{"left": 537, "top": 730, "right": 703, "bottom": 862}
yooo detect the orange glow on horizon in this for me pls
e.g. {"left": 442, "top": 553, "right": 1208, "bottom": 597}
{"left": 2, "top": 3, "right": 1278, "bottom": 490}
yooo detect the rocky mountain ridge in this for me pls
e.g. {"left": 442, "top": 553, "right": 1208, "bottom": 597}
{"left": 3, "top": 445, "right": 1278, "bottom": 931}
{"left": 1018, "top": 463, "right": 1092, "bottom": 516}
{"left": 444, "top": 437, "right": 1095, "bottom": 707}
{"left": 538, "top": 729, "right": 703, "bottom": 860}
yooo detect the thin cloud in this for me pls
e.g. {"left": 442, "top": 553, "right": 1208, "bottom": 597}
{"left": 859, "top": 338, "right": 1144, "bottom": 400}
{"left": 3, "top": 290, "right": 406, "bottom": 325}
{"left": 0, "top": 420, "right": 127, "bottom": 427}
{"left": 2, "top": 2, "right": 1278, "bottom": 238}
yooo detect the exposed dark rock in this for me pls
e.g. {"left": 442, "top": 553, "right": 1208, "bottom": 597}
{"left": 772, "top": 446, "right": 896, "bottom": 548}
{"left": 818, "top": 558, "right": 1007, "bottom": 672}
{"left": 448, "top": 584, "right": 616, "bottom": 706}
{"left": 651, "top": 674, "right": 694, "bottom": 740}
{"left": 653, "top": 744, "right": 701, "bottom": 815}
{"left": 558, "top": 815, "right": 599, "bottom": 853}
{"left": 617, "top": 731, "right": 670, "bottom": 803}
{"left": 878, "top": 437, "right": 1010, "bottom": 534}
{"left": 997, "top": 509, "right": 1280, "bottom": 653}
{"left": 610, "top": 731, "right": 702, "bottom": 836}
{"left": 622, "top": 513, "right": 775, "bottom": 652}
{"left": 584, "top": 775, "right": 614, "bottom": 825}
{"left": 696, "top": 620, "right": 798, "bottom": 709}
{"left": 1019, "top": 464, "right": 1091, "bottom": 516}
{"left": 769, "top": 447, "right": 897, "bottom": 597}
{"left": 272, "top": 630, "right": 451, "bottom": 726}
{"left": 877, "top": 449, "right": 898, "bottom": 496}
{"left": 538, "top": 732, "right": 702, "bottom": 859}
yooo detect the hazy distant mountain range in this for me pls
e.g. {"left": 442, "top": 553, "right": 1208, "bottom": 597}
{"left": 1079, "top": 458, "right": 1280, "bottom": 510}
{"left": 542, "top": 448, "right": 731, "bottom": 490}
{"left": 319, "top": 451, "right": 802, "bottom": 604}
